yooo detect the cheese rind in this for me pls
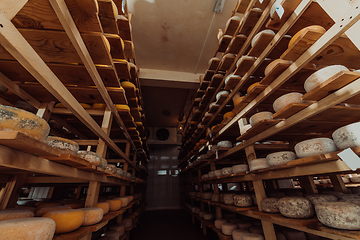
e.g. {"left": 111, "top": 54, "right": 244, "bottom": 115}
{"left": 44, "top": 136, "right": 79, "bottom": 154}
{"left": 266, "top": 151, "right": 296, "bottom": 166}
{"left": 96, "top": 202, "right": 110, "bottom": 215}
{"left": 278, "top": 197, "right": 314, "bottom": 218}
{"left": 221, "top": 223, "right": 237, "bottom": 235}
{"left": 43, "top": 209, "right": 85, "bottom": 234}
{"left": 77, "top": 151, "right": 101, "bottom": 166}
{"left": 295, "top": 138, "right": 337, "bottom": 158}
{"left": 249, "top": 112, "right": 273, "bottom": 126}
{"left": 273, "top": 92, "right": 304, "bottom": 112}
{"left": 105, "top": 199, "right": 122, "bottom": 212}
{"left": 232, "top": 229, "right": 249, "bottom": 240}
{"left": 249, "top": 158, "right": 269, "bottom": 171}
{"left": 79, "top": 207, "right": 103, "bottom": 226}
{"left": 35, "top": 206, "right": 72, "bottom": 217}
{"left": 232, "top": 164, "right": 249, "bottom": 174}
{"left": 234, "top": 194, "right": 252, "bottom": 207}
{"left": 260, "top": 198, "right": 279, "bottom": 213}
{"left": 305, "top": 194, "right": 338, "bottom": 206}
{"left": 0, "top": 209, "right": 34, "bottom": 221}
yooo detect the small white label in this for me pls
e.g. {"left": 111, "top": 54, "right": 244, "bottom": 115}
{"left": 337, "top": 148, "right": 360, "bottom": 171}
{"left": 259, "top": 0, "right": 263, "bottom": 3}
{"left": 216, "top": 150, "right": 219, "bottom": 159}
{"left": 237, "top": 119, "right": 243, "bottom": 135}
{"left": 274, "top": 2, "right": 285, "bottom": 19}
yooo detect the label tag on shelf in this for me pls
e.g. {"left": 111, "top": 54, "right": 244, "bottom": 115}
{"left": 337, "top": 148, "right": 360, "bottom": 171}
{"left": 274, "top": 1, "right": 285, "bottom": 19}
{"left": 216, "top": 150, "right": 219, "bottom": 159}
{"left": 237, "top": 119, "right": 243, "bottom": 135}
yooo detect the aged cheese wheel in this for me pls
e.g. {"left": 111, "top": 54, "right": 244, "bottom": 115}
{"left": 240, "top": 124, "right": 252, "bottom": 135}
{"left": 216, "top": 91, "right": 230, "bottom": 101}
{"left": 234, "top": 96, "right": 245, "bottom": 107}
{"left": 243, "top": 233, "right": 264, "bottom": 240}
{"left": 0, "top": 105, "right": 50, "bottom": 140}
{"left": 232, "top": 229, "right": 250, "bottom": 240}
{"left": 126, "top": 196, "right": 134, "bottom": 202}
{"left": 99, "top": 158, "right": 108, "bottom": 169}
{"left": 203, "top": 213, "right": 213, "bottom": 220}
{"left": 260, "top": 198, "right": 279, "bottom": 213}
{"left": 222, "top": 223, "right": 238, "bottom": 235}
{"left": 288, "top": 25, "right": 326, "bottom": 48}
{"left": 79, "top": 207, "right": 103, "bottom": 226}
{"left": 212, "top": 194, "right": 220, "bottom": 202}
{"left": 342, "top": 176, "right": 351, "bottom": 183}
{"left": 251, "top": 29, "right": 275, "bottom": 47}
{"left": 249, "top": 226, "right": 263, "bottom": 234}
{"left": 96, "top": 202, "right": 110, "bottom": 215}
{"left": 223, "top": 193, "right": 235, "bottom": 205}
{"left": 43, "top": 209, "right": 85, "bottom": 234}
{"left": 36, "top": 206, "right": 71, "bottom": 217}
{"left": 196, "top": 192, "right": 202, "bottom": 198}
{"left": 108, "top": 224, "right": 125, "bottom": 236}
{"left": 237, "top": 221, "right": 252, "bottom": 229}
{"left": 222, "top": 167, "right": 233, "bottom": 176}
{"left": 234, "top": 194, "right": 252, "bottom": 207}
{"left": 105, "top": 199, "right": 122, "bottom": 211}
{"left": 321, "top": 191, "right": 343, "bottom": 199}
{"left": 305, "top": 194, "right": 338, "bottom": 206}
{"left": 0, "top": 209, "right": 34, "bottom": 221}
{"left": 115, "top": 104, "right": 130, "bottom": 111}
{"left": 225, "top": 74, "right": 241, "bottom": 85}
{"left": 117, "top": 197, "right": 129, "bottom": 207}
{"left": 278, "top": 197, "right": 314, "bottom": 218}
{"left": 266, "top": 151, "right": 296, "bottom": 166}
{"left": 106, "top": 164, "right": 117, "bottom": 174}
{"left": 350, "top": 175, "right": 360, "bottom": 183}
{"left": 45, "top": 136, "right": 79, "bottom": 154}
{"left": 264, "top": 59, "right": 293, "bottom": 76}
{"left": 214, "top": 170, "right": 222, "bottom": 177}
{"left": 341, "top": 194, "right": 360, "bottom": 200}
{"left": 249, "top": 112, "right": 273, "bottom": 126}
{"left": 202, "top": 174, "right": 209, "bottom": 179}
{"left": 282, "top": 229, "right": 306, "bottom": 240}
{"left": 273, "top": 92, "right": 304, "bottom": 112}
{"left": 217, "top": 140, "right": 232, "bottom": 148}
{"left": 223, "top": 111, "right": 235, "bottom": 120}
{"left": 208, "top": 171, "right": 215, "bottom": 178}
{"left": 294, "top": 138, "right": 337, "bottom": 158}
{"left": 203, "top": 192, "right": 212, "bottom": 200}
{"left": 122, "top": 218, "right": 132, "bottom": 228}
{"left": 116, "top": 168, "right": 123, "bottom": 175}
{"left": 0, "top": 217, "right": 56, "bottom": 240}
{"left": 215, "top": 219, "right": 228, "bottom": 229}
{"left": 232, "top": 164, "right": 249, "bottom": 174}
{"left": 304, "top": 65, "right": 349, "bottom": 92}
{"left": 249, "top": 158, "right": 269, "bottom": 171}
{"left": 276, "top": 232, "right": 287, "bottom": 240}
{"left": 247, "top": 82, "right": 260, "bottom": 94}
{"left": 77, "top": 151, "right": 101, "bottom": 166}
{"left": 332, "top": 122, "right": 360, "bottom": 149}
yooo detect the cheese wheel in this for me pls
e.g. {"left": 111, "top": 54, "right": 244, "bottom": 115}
{"left": 251, "top": 29, "right": 275, "bottom": 47}
{"left": 0, "top": 209, "right": 34, "bottom": 221}
{"left": 278, "top": 197, "right": 314, "bottom": 218}
{"left": 0, "top": 217, "right": 56, "bottom": 240}
{"left": 341, "top": 194, "right": 360, "bottom": 200}
{"left": 294, "top": 138, "right": 337, "bottom": 158}
{"left": 273, "top": 92, "right": 304, "bottom": 112}
{"left": 43, "top": 209, "right": 85, "bottom": 234}
{"left": 305, "top": 194, "right": 338, "bottom": 206}
{"left": 202, "top": 192, "right": 212, "bottom": 200}
{"left": 234, "top": 96, "right": 245, "bottom": 107}
{"left": 265, "top": 59, "right": 292, "bottom": 76}
{"left": 212, "top": 194, "right": 220, "bottom": 202}
{"left": 243, "top": 233, "right": 264, "bottom": 240}
{"left": 215, "top": 219, "right": 228, "bottom": 229}
{"left": 202, "top": 174, "right": 209, "bottom": 179}
{"left": 249, "top": 226, "right": 263, "bottom": 234}
{"left": 304, "top": 65, "right": 349, "bottom": 92}
{"left": 105, "top": 199, "right": 122, "bottom": 211}
{"left": 222, "top": 167, "right": 233, "bottom": 176}
{"left": 214, "top": 169, "right": 222, "bottom": 177}
{"left": 99, "top": 158, "right": 108, "bottom": 168}
{"left": 237, "top": 221, "right": 252, "bottom": 230}
{"left": 36, "top": 206, "right": 72, "bottom": 217}
{"left": 276, "top": 232, "right": 287, "bottom": 240}
{"left": 232, "top": 164, "right": 249, "bottom": 174}
{"left": 199, "top": 211, "right": 206, "bottom": 218}
{"left": 104, "top": 231, "right": 120, "bottom": 239}
{"left": 223, "top": 193, "right": 235, "bottom": 205}
{"left": 107, "top": 224, "right": 125, "bottom": 236}
{"left": 236, "top": 56, "right": 255, "bottom": 68}
{"left": 240, "top": 124, "right": 252, "bottom": 135}
{"left": 126, "top": 196, "right": 134, "bottom": 202}
{"left": 289, "top": 25, "right": 326, "bottom": 48}
{"left": 249, "top": 158, "right": 269, "bottom": 171}
{"left": 217, "top": 140, "right": 232, "bottom": 148}
{"left": 332, "top": 122, "right": 360, "bottom": 150}
{"left": 223, "top": 111, "right": 235, "bottom": 120}
{"left": 221, "top": 223, "right": 237, "bottom": 235}
{"left": 247, "top": 82, "right": 260, "bottom": 94}
{"left": 203, "top": 213, "right": 213, "bottom": 220}
{"left": 91, "top": 103, "right": 106, "bottom": 109}
{"left": 249, "top": 112, "right": 273, "bottom": 126}
{"left": 122, "top": 218, "right": 132, "bottom": 228}
{"left": 266, "top": 151, "right": 296, "bottom": 166}
{"left": 216, "top": 91, "right": 230, "bottom": 101}
{"left": 106, "top": 164, "right": 117, "bottom": 174}
{"left": 225, "top": 74, "right": 241, "bottom": 85}
{"left": 79, "top": 207, "right": 103, "bottom": 226}
{"left": 208, "top": 171, "right": 215, "bottom": 178}
{"left": 77, "top": 151, "right": 101, "bottom": 166}
{"left": 44, "top": 136, "right": 79, "bottom": 154}
{"left": 116, "top": 168, "right": 123, "bottom": 175}
{"left": 115, "top": 104, "right": 130, "bottom": 111}
{"left": 121, "top": 81, "right": 136, "bottom": 90}
{"left": 260, "top": 198, "right": 279, "bottom": 213}
{"left": 351, "top": 176, "right": 360, "bottom": 183}
{"left": 117, "top": 197, "right": 129, "bottom": 207}
{"left": 234, "top": 194, "right": 252, "bottom": 207}
{"left": 232, "top": 229, "right": 250, "bottom": 240}
{"left": 0, "top": 105, "right": 50, "bottom": 140}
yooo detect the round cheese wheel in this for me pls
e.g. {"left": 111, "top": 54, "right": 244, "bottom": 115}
{"left": 202, "top": 174, "right": 209, "bottom": 179}
{"left": 249, "top": 158, "right": 269, "bottom": 171}
{"left": 217, "top": 140, "right": 232, "bottom": 148}
{"left": 234, "top": 96, "right": 245, "bottom": 107}
{"left": 232, "top": 164, "right": 249, "bottom": 174}
{"left": 126, "top": 196, "right": 134, "bottom": 202}
{"left": 342, "top": 177, "right": 351, "bottom": 183}
{"left": 251, "top": 29, "right": 275, "bottom": 47}
{"left": 216, "top": 91, "right": 230, "bottom": 101}
{"left": 249, "top": 112, "right": 273, "bottom": 126}
{"left": 79, "top": 207, "right": 103, "bottom": 226}
{"left": 260, "top": 198, "right": 279, "bottom": 213}
{"left": 332, "top": 122, "right": 360, "bottom": 149}
{"left": 273, "top": 92, "right": 304, "bottom": 112}
{"left": 106, "top": 164, "right": 117, "bottom": 174}
{"left": 232, "top": 229, "right": 250, "bottom": 240}
{"left": 294, "top": 138, "right": 337, "bottom": 158}
{"left": 99, "top": 158, "right": 108, "bottom": 168}
{"left": 282, "top": 229, "right": 306, "bottom": 240}
{"left": 350, "top": 176, "right": 360, "bottom": 183}
{"left": 108, "top": 224, "right": 125, "bottom": 236}
{"left": 44, "top": 136, "right": 79, "bottom": 154}
{"left": 289, "top": 25, "right": 326, "bottom": 48}
{"left": 243, "top": 233, "right": 264, "bottom": 240}
{"left": 265, "top": 59, "right": 293, "bottom": 76}
{"left": 116, "top": 168, "right": 123, "bottom": 175}
{"left": 43, "top": 209, "right": 85, "bottom": 234}
{"left": 266, "top": 151, "right": 296, "bottom": 166}
{"left": 208, "top": 171, "right": 215, "bottom": 178}
{"left": 96, "top": 202, "right": 110, "bottom": 215}
{"left": 341, "top": 194, "right": 360, "bottom": 200}
{"left": 117, "top": 197, "right": 129, "bottom": 207}
{"left": 0, "top": 209, "right": 34, "bottom": 221}
{"left": 223, "top": 193, "right": 235, "bottom": 205}
{"left": 225, "top": 74, "right": 241, "bottom": 85}
{"left": 225, "top": 16, "right": 241, "bottom": 29}
{"left": 234, "top": 194, "right": 252, "bottom": 207}
{"left": 203, "top": 213, "right": 213, "bottom": 220}
{"left": 91, "top": 103, "right": 106, "bottom": 109}
{"left": 0, "top": 217, "right": 55, "bottom": 240}
{"left": 276, "top": 232, "right": 287, "bottom": 240}
{"left": 202, "top": 192, "right": 212, "bottom": 200}
{"left": 236, "top": 56, "right": 255, "bottom": 68}
{"left": 104, "top": 231, "right": 120, "bottom": 239}
{"left": 240, "top": 124, "right": 252, "bottom": 135}
{"left": 105, "top": 199, "right": 122, "bottom": 211}
{"left": 237, "top": 221, "right": 252, "bottom": 229}
{"left": 222, "top": 167, "right": 233, "bottom": 176}
{"left": 115, "top": 104, "right": 130, "bottom": 111}
{"left": 304, "top": 65, "right": 349, "bottom": 92}
{"left": 0, "top": 105, "right": 50, "bottom": 140}
{"left": 121, "top": 81, "right": 136, "bottom": 90}
{"left": 199, "top": 211, "right": 206, "bottom": 218}
{"left": 247, "top": 82, "right": 260, "bottom": 94}
{"left": 208, "top": 57, "right": 220, "bottom": 66}
{"left": 223, "top": 111, "right": 235, "bottom": 120}
{"left": 215, "top": 219, "right": 228, "bottom": 229}
{"left": 212, "top": 194, "right": 220, "bottom": 202}
{"left": 222, "top": 223, "right": 237, "bottom": 235}
{"left": 278, "top": 197, "right": 314, "bottom": 218}
{"left": 77, "top": 151, "right": 101, "bottom": 166}
{"left": 214, "top": 170, "right": 222, "bottom": 177}
{"left": 36, "top": 206, "right": 72, "bottom": 217}
{"left": 305, "top": 194, "right": 338, "bottom": 206}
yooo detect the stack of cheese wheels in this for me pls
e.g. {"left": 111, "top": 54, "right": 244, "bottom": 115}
{"left": 266, "top": 151, "right": 296, "bottom": 166}
{"left": 0, "top": 217, "right": 56, "bottom": 239}
{"left": 332, "top": 122, "right": 360, "bottom": 149}
{"left": 251, "top": 29, "right": 275, "bottom": 47}
{"left": 122, "top": 218, "right": 132, "bottom": 228}
{"left": 249, "top": 158, "right": 269, "bottom": 171}
{"left": 43, "top": 209, "right": 85, "bottom": 234}
{"left": 232, "top": 164, "right": 249, "bottom": 174}
{"left": 260, "top": 198, "right": 280, "bottom": 213}
{"left": 222, "top": 222, "right": 238, "bottom": 235}
{"left": 273, "top": 92, "right": 304, "bottom": 112}
{"left": 249, "top": 112, "right": 273, "bottom": 126}
{"left": 44, "top": 136, "right": 79, "bottom": 154}
{"left": 0, "top": 105, "right": 50, "bottom": 140}
{"left": 91, "top": 103, "right": 106, "bottom": 109}
{"left": 305, "top": 194, "right": 338, "bottom": 206}
{"left": 96, "top": 202, "right": 110, "bottom": 215}
{"left": 243, "top": 233, "right": 264, "bottom": 240}
{"left": 77, "top": 151, "right": 102, "bottom": 166}
{"left": 107, "top": 224, "right": 125, "bottom": 236}
{"left": 264, "top": 59, "right": 293, "bottom": 76}
{"left": 0, "top": 209, "right": 34, "bottom": 220}
{"left": 105, "top": 199, "right": 122, "bottom": 211}
{"left": 234, "top": 194, "right": 252, "bottom": 207}
{"left": 35, "top": 206, "right": 72, "bottom": 217}
{"left": 79, "top": 207, "right": 103, "bottom": 226}
{"left": 277, "top": 197, "right": 314, "bottom": 218}
{"left": 121, "top": 81, "right": 136, "bottom": 91}
{"left": 288, "top": 25, "right": 326, "bottom": 48}
{"left": 294, "top": 138, "right": 337, "bottom": 158}
{"left": 232, "top": 229, "right": 250, "bottom": 240}
{"left": 215, "top": 219, "right": 228, "bottom": 229}
{"left": 236, "top": 56, "right": 255, "bottom": 68}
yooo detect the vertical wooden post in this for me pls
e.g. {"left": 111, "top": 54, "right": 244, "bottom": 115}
{"left": 299, "top": 176, "right": 318, "bottom": 194}
{"left": 211, "top": 163, "right": 222, "bottom": 219}
{"left": 330, "top": 174, "right": 350, "bottom": 193}
{"left": 0, "top": 174, "right": 27, "bottom": 209}
{"left": 36, "top": 101, "right": 55, "bottom": 121}
{"left": 197, "top": 169, "right": 205, "bottom": 211}
{"left": 75, "top": 186, "right": 82, "bottom": 199}
{"left": 85, "top": 181, "right": 101, "bottom": 208}
{"left": 120, "top": 143, "right": 131, "bottom": 197}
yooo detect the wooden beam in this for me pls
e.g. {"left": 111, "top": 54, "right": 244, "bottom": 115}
{"left": 50, "top": 114, "right": 88, "bottom": 140}
{"left": 329, "top": 174, "right": 350, "bottom": 194}
{"left": 0, "top": 174, "right": 26, "bottom": 209}
{"left": 299, "top": 176, "right": 318, "bottom": 194}
{"left": 107, "top": 159, "right": 126, "bottom": 163}
{"left": 85, "top": 181, "right": 100, "bottom": 208}
{"left": 0, "top": 0, "right": 28, "bottom": 20}
{"left": 96, "top": 109, "right": 113, "bottom": 158}
{"left": 25, "top": 176, "right": 87, "bottom": 184}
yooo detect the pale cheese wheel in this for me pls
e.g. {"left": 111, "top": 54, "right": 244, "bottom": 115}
{"left": 223, "top": 111, "right": 235, "bottom": 120}
{"left": 225, "top": 74, "right": 241, "bottom": 85}
{"left": 237, "top": 221, "right": 252, "bottom": 230}
{"left": 203, "top": 213, "right": 213, "bottom": 221}
{"left": 249, "top": 158, "right": 269, "bottom": 171}
{"left": 341, "top": 194, "right": 360, "bottom": 200}
{"left": 0, "top": 217, "right": 55, "bottom": 240}
{"left": 332, "top": 122, "right": 360, "bottom": 150}
{"left": 116, "top": 168, "right": 123, "bottom": 175}
{"left": 260, "top": 198, "right": 279, "bottom": 213}
{"left": 91, "top": 103, "right": 106, "bottom": 109}
{"left": 225, "top": 16, "right": 241, "bottom": 29}
{"left": 304, "top": 65, "right": 349, "bottom": 92}
{"left": 212, "top": 194, "right": 220, "bottom": 202}
{"left": 202, "top": 174, "right": 209, "bottom": 179}
{"left": 294, "top": 138, "right": 337, "bottom": 158}
{"left": 278, "top": 197, "right": 314, "bottom": 218}
{"left": 249, "top": 112, "right": 273, "bottom": 126}
{"left": 273, "top": 92, "right": 304, "bottom": 112}
{"left": 0, "top": 209, "right": 34, "bottom": 221}
{"left": 96, "top": 202, "right": 110, "bottom": 215}
{"left": 99, "top": 158, "right": 108, "bottom": 169}
{"left": 265, "top": 59, "right": 292, "bottom": 76}
{"left": 117, "top": 197, "right": 129, "bottom": 207}
{"left": 289, "top": 25, "right": 326, "bottom": 48}
{"left": 126, "top": 196, "right": 134, "bottom": 202}
{"left": 122, "top": 218, "right": 132, "bottom": 228}
{"left": 104, "top": 231, "right": 120, "bottom": 239}
{"left": 221, "top": 222, "right": 237, "bottom": 235}
{"left": 202, "top": 192, "right": 212, "bottom": 200}
{"left": 232, "top": 164, "right": 249, "bottom": 174}
{"left": 106, "top": 164, "right": 117, "bottom": 174}
{"left": 215, "top": 219, "right": 228, "bottom": 229}
{"left": 0, "top": 105, "right": 50, "bottom": 140}
{"left": 208, "top": 171, "right": 215, "bottom": 178}
{"left": 222, "top": 167, "right": 233, "bottom": 176}
{"left": 266, "top": 151, "right": 296, "bottom": 166}
{"left": 232, "top": 229, "right": 250, "bottom": 240}
{"left": 240, "top": 124, "right": 252, "bottom": 135}
{"left": 43, "top": 209, "right": 85, "bottom": 234}
{"left": 251, "top": 29, "right": 275, "bottom": 47}
{"left": 234, "top": 194, "right": 252, "bottom": 207}
{"left": 214, "top": 169, "right": 222, "bottom": 177}
{"left": 217, "top": 140, "right": 232, "bottom": 148}
{"left": 243, "top": 233, "right": 264, "bottom": 240}
{"left": 108, "top": 224, "right": 125, "bottom": 236}
{"left": 305, "top": 194, "right": 338, "bottom": 206}
{"left": 282, "top": 229, "right": 306, "bottom": 240}
{"left": 36, "top": 206, "right": 72, "bottom": 217}
{"left": 351, "top": 176, "right": 360, "bottom": 183}
{"left": 223, "top": 193, "right": 235, "bottom": 205}
{"left": 77, "top": 151, "right": 101, "bottom": 166}
{"left": 216, "top": 90, "right": 230, "bottom": 101}
{"left": 45, "top": 136, "right": 79, "bottom": 154}
{"left": 105, "top": 199, "right": 122, "bottom": 211}
{"left": 79, "top": 207, "right": 103, "bottom": 226}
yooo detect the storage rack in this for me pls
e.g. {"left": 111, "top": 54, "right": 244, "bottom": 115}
{"left": 179, "top": 0, "right": 360, "bottom": 239}
{"left": 0, "top": 0, "right": 148, "bottom": 239}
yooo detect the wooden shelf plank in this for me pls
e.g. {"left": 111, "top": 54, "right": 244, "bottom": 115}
{"left": 239, "top": 8, "right": 263, "bottom": 36}
{"left": 236, "top": 119, "right": 281, "bottom": 141}
{"left": 252, "top": 211, "right": 319, "bottom": 227}
{"left": 247, "top": 32, "right": 275, "bottom": 57}
{"left": 226, "top": 34, "right": 247, "bottom": 55}
{"left": 47, "top": 154, "right": 91, "bottom": 168}
{"left": 217, "top": 35, "right": 233, "bottom": 53}
{"left": 219, "top": 54, "right": 236, "bottom": 71}
{"left": 272, "top": 103, "right": 310, "bottom": 119}
{"left": 224, "top": 75, "right": 242, "bottom": 91}
{"left": 312, "top": 223, "right": 360, "bottom": 240}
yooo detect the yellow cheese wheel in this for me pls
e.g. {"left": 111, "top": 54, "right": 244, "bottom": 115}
{"left": 223, "top": 112, "right": 235, "bottom": 120}
{"left": 264, "top": 59, "right": 293, "bottom": 76}
{"left": 247, "top": 82, "right": 260, "bottom": 94}
{"left": 0, "top": 217, "right": 56, "bottom": 240}
{"left": 234, "top": 96, "right": 245, "bottom": 107}
{"left": 96, "top": 202, "right": 110, "bottom": 215}
{"left": 105, "top": 199, "right": 122, "bottom": 211}
{"left": 79, "top": 207, "right": 103, "bottom": 226}
{"left": 102, "top": 34, "right": 111, "bottom": 53}
{"left": 0, "top": 105, "right": 50, "bottom": 141}
{"left": 116, "top": 197, "right": 129, "bottom": 207}
{"left": 92, "top": 103, "right": 106, "bottom": 109}
{"left": 126, "top": 196, "right": 134, "bottom": 203}
{"left": 36, "top": 206, "right": 72, "bottom": 217}
{"left": 55, "top": 103, "right": 91, "bottom": 109}
{"left": 43, "top": 209, "right": 85, "bottom": 234}
{"left": 0, "top": 210, "right": 34, "bottom": 221}
{"left": 44, "top": 136, "right": 79, "bottom": 154}
{"left": 115, "top": 104, "right": 130, "bottom": 111}
{"left": 289, "top": 25, "right": 326, "bottom": 48}
{"left": 121, "top": 81, "right": 136, "bottom": 90}
{"left": 135, "top": 121, "right": 143, "bottom": 127}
